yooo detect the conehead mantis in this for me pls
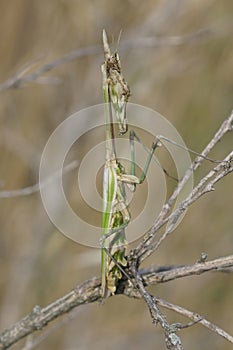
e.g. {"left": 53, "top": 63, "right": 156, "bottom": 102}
{"left": 101, "top": 30, "right": 161, "bottom": 298}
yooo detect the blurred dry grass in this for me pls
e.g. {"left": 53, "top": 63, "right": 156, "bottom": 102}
{"left": 0, "top": 1, "right": 232, "bottom": 349}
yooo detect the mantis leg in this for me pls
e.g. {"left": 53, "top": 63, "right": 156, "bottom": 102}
{"left": 130, "top": 130, "right": 162, "bottom": 184}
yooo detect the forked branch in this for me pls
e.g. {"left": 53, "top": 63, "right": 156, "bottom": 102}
{"left": 0, "top": 255, "right": 233, "bottom": 349}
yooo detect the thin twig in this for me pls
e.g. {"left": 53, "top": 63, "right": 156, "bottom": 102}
{"left": 0, "top": 28, "right": 214, "bottom": 93}
{"left": 0, "top": 160, "right": 78, "bottom": 198}
{"left": 140, "top": 255, "right": 233, "bottom": 285}
{"left": 0, "top": 46, "right": 101, "bottom": 92}
{"left": 130, "top": 266, "right": 184, "bottom": 350}
{"left": 134, "top": 150, "right": 232, "bottom": 263}
{"left": 129, "top": 111, "right": 233, "bottom": 264}
{"left": 155, "top": 297, "right": 233, "bottom": 344}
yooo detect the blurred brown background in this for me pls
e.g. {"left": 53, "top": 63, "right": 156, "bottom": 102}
{"left": 0, "top": 1, "right": 232, "bottom": 349}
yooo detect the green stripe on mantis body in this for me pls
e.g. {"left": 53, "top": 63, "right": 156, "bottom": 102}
{"left": 101, "top": 160, "right": 129, "bottom": 296}
{"left": 101, "top": 161, "right": 117, "bottom": 296}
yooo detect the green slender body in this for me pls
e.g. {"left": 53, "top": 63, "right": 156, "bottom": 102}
{"left": 101, "top": 30, "right": 159, "bottom": 297}
{"left": 101, "top": 30, "right": 131, "bottom": 297}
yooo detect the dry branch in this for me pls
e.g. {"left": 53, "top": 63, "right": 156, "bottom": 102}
{"left": 1, "top": 254, "right": 233, "bottom": 349}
